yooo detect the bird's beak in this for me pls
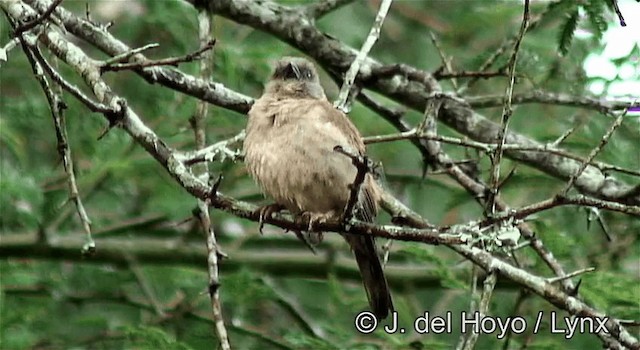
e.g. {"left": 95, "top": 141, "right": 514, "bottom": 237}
{"left": 287, "top": 62, "right": 302, "bottom": 80}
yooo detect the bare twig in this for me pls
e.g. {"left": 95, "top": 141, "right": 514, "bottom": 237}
{"left": 363, "top": 130, "right": 640, "bottom": 177}
{"left": 7, "top": 1, "right": 639, "bottom": 348}
{"left": 547, "top": 267, "right": 596, "bottom": 284}
{"left": 456, "top": 267, "right": 479, "bottom": 350}
{"left": 0, "top": 37, "right": 20, "bottom": 64}
{"left": 501, "top": 290, "right": 530, "bottom": 350}
{"left": 429, "top": 32, "right": 458, "bottom": 90}
{"left": 459, "top": 272, "right": 498, "bottom": 350}
{"left": 434, "top": 69, "right": 506, "bottom": 80}
{"left": 334, "top": 0, "right": 392, "bottom": 113}
{"left": 306, "top": 0, "right": 355, "bottom": 19}
{"left": 28, "top": 44, "right": 117, "bottom": 115}
{"left": 190, "top": 10, "right": 230, "bottom": 350}
{"left": 101, "top": 39, "right": 216, "bottom": 72}
{"left": 468, "top": 91, "right": 637, "bottom": 113}
{"left": 13, "top": 0, "right": 62, "bottom": 35}
{"left": 562, "top": 111, "right": 626, "bottom": 195}
{"left": 102, "top": 43, "right": 159, "bottom": 65}
{"left": 487, "top": 0, "right": 530, "bottom": 214}
{"left": 14, "top": 27, "right": 96, "bottom": 254}
{"left": 176, "top": 131, "right": 245, "bottom": 166}
{"left": 41, "top": 0, "right": 637, "bottom": 204}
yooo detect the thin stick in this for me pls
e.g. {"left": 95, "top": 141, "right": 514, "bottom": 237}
{"left": 561, "top": 111, "right": 626, "bottom": 195}
{"left": 334, "top": 0, "right": 393, "bottom": 113}
{"left": 191, "top": 10, "right": 231, "bottom": 350}
{"left": 13, "top": 0, "right": 63, "bottom": 35}
{"left": 487, "top": 0, "right": 530, "bottom": 214}
{"left": 15, "top": 30, "right": 95, "bottom": 254}
{"left": 547, "top": 267, "right": 596, "bottom": 283}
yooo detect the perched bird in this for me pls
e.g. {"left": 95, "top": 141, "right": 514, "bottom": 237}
{"left": 243, "top": 57, "right": 394, "bottom": 319}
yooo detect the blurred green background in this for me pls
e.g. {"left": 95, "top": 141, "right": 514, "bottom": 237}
{"left": 1, "top": 0, "right": 638, "bottom": 349}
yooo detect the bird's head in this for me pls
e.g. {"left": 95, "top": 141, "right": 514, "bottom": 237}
{"left": 265, "top": 57, "right": 326, "bottom": 100}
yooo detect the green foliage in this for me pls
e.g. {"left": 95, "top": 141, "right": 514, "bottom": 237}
{"left": 1, "top": 0, "right": 637, "bottom": 349}
{"left": 581, "top": 272, "right": 640, "bottom": 320}
{"left": 0, "top": 159, "right": 43, "bottom": 230}
{"left": 583, "top": 0, "right": 608, "bottom": 39}
{"left": 123, "top": 325, "right": 195, "bottom": 349}
{"left": 558, "top": 9, "right": 580, "bottom": 56}
{"left": 397, "top": 245, "right": 466, "bottom": 290}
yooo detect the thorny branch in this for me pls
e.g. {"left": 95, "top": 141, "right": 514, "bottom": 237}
{"left": 101, "top": 39, "right": 216, "bottom": 72}
{"left": 28, "top": 0, "right": 638, "bottom": 205}
{"left": 190, "top": 10, "right": 231, "bottom": 350}
{"left": 3, "top": 0, "right": 639, "bottom": 348}
{"left": 10, "top": 13, "right": 96, "bottom": 255}
{"left": 487, "top": 0, "right": 530, "bottom": 214}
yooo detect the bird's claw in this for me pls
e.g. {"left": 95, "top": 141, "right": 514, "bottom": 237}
{"left": 299, "top": 211, "right": 332, "bottom": 232}
{"left": 257, "top": 203, "right": 284, "bottom": 234}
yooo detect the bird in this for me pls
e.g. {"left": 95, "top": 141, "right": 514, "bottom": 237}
{"left": 243, "top": 56, "right": 394, "bottom": 320}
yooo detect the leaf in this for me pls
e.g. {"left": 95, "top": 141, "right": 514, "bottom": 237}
{"left": 583, "top": 0, "right": 608, "bottom": 39}
{"left": 558, "top": 9, "right": 580, "bottom": 56}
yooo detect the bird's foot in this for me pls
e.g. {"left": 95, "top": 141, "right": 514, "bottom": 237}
{"left": 299, "top": 211, "right": 333, "bottom": 232}
{"left": 256, "top": 203, "right": 285, "bottom": 234}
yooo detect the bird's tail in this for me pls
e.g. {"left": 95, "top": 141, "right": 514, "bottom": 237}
{"left": 346, "top": 233, "right": 394, "bottom": 320}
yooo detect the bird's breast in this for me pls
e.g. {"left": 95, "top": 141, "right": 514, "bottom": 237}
{"left": 244, "top": 107, "right": 357, "bottom": 216}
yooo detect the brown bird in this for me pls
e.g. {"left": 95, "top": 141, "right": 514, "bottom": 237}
{"left": 243, "top": 57, "right": 394, "bottom": 319}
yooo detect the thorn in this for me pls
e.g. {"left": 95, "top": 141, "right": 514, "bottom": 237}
{"left": 569, "top": 279, "right": 582, "bottom": 296}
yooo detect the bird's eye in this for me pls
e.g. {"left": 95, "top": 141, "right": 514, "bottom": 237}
{"left": 305, "top": 71, "right": 313, "bottom": 79}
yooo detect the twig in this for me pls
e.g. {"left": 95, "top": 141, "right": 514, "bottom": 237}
{"left": 102, "top": 43, "right": 159, "bottom": 65}
{"left": 501, "top": 290, "right": 530, "bottom": 350}
{"left": 456, "top": 1, "right": 550, "bottom": 94}
{"left": 333, "top": 146, "right": 371, "bottom": 221}
{"left": 261, "top": 277, "right": 327, "bottom": 340}
{"left": 13, "top": 0, "right": 62, "bottom": 35}
{"left": 429, "top": 32, "right": 458, "bottom": 90}
{"left": 126, "top": 254, "right": 166, "bottom": 317}
{"left": 28, "top": 44, "right": 117, "bottom": 115}
{"left": 176, "top": 131, "right": 245, "bottom": 166}
{"left": 467, "top": 91, "right": 637, "bottom": 112}
{"left": 586, "top": 207, "right": 612, "bottom": 241}
{"left": 0, "top": 37, "right": 20, "bottom": 64}
{"left": 487, "top": 0, "right": 530, "bottom": 214}
{"left": 101, "top": 39, "right": 216, "bottom": 72}
{"left": 610, "top": 0, "right": 626, "bottom": 27}
{"left": 306, "top": 0, "right": 355, "bottom": 19}
{"left": 434, "top": 69, "right": 506, "bottom": 80}
{"left": 51, "top": 85, "right": 96, "bottom": 255}
{"left": 14, "top": 27, "right": 95, "bottom": 255}
{"left": 547, "top": 267, "right": 596, "bottom": 284}
{"left": 456, "top": 267, "right": 480, "bottom": 350}
{"left": 334, "top": 0, "right": 393, "bottom": 113}
{"left": 191, "top": 10, "right": 230, "bottom": 350}
{"left": 363, "top": 130, "right": 640, "bottom": 177}
{"left": 480, "top": 194, "right": 640, "bottom": 226}
{"left": 561, "top": 111, "right": 626, "bottom": 195}
{"left": 462, "top": 272, "right": 498, "bottom": 350}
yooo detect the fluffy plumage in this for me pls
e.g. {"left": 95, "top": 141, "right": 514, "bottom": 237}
{"left": 244, "top": 57, "right": 393, "bottom": 319}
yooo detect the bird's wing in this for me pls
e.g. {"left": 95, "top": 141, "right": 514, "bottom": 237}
{"left": 310, "top": 100, "right": 379, "bottom": 222}
{"left": 310, "top": 100, "right": 367, "bottom": 157}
